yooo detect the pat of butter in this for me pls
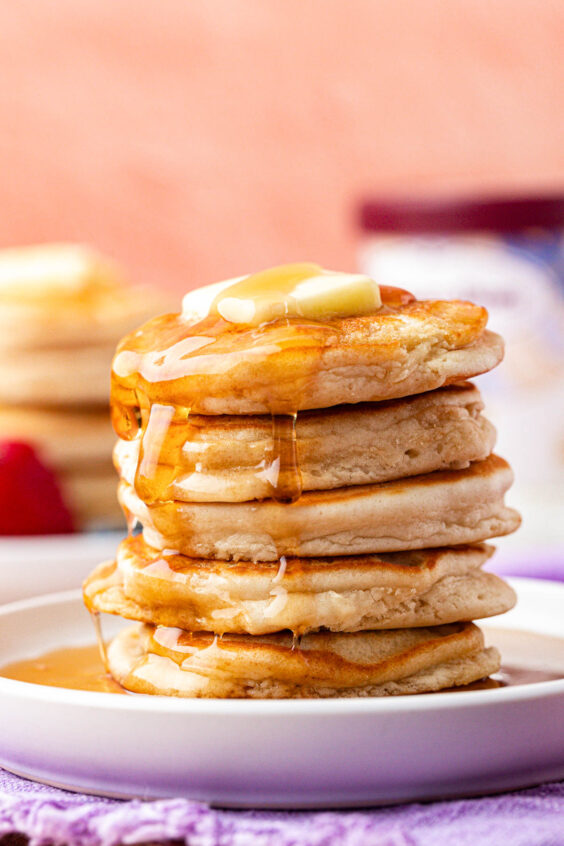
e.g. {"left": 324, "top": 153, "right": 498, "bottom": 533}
{"left": 0, "top": 244, "right": 118, "bottom": 298}
{"left": 182, "top": 263, "right": 381, "bottom": 326}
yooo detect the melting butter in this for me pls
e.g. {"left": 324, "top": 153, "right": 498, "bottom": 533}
{"left": 181, "top": 263, "right": 382, "bottom": 326}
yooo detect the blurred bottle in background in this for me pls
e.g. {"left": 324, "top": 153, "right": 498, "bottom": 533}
{"left": 357, "top": 193, "right": 564, "bottom": 552}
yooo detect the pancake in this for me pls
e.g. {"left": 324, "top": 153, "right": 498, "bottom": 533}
{"left": 0, "top": 343, "right": 121, "bottom": 406}
{"left": 84, "top": 537, "right": 516, "bottom": 635}
{"left": 60, "top": 466, "right": 124, "bottom": 529}
{"left": 114, "top": 383, "right": 496, "bottom": 502}
{"left": 0, "top": 243, "right": 172, "bottom": 351}
{"left": 107, "top": 621, "right": 500, "bottom": 698}
{"left": 119, "top": 454, "right": 520, "bottom": 561}
{"left": 0, "top": 405, "right": 115, "bottom": 469}
{"left": 110, "top": 289, "right": 503, "bottom": 417}
{"left": 0, "top": 243, "right": 172, "bottom": 406}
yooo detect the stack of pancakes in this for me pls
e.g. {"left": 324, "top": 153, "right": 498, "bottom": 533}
{"left": 0, "top": 244, "right": 168, "bottom": 529}
{"left": 84, "top": 276, "right": 520, "bottom": 697}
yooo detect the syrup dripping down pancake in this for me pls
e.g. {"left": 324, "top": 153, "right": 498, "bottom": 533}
{"left": 110, "top": 288, "right": 502, "bottom": 419}
{"left": 114, "top": 383, "right": 496, "bottom": 503}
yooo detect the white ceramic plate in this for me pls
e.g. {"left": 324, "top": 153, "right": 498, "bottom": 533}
{"left": 0, "top": 532, "right": 124, "bottom": 604}
{"left": 0, "top": 578, "right": 563, "bottom": 808}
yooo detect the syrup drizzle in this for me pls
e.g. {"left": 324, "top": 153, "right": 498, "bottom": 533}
{"left": 272, "top": 556, "right": 288, "bottom": 585}
{"left": 267, "top": 413, "right": 302, "bottom": 503}
{"left": 134, "top": 403, "right": 190, "bottom": 505}
{"left": 124, "top": 507, "right": 136, "bottom": 536}
{"left": 90, "top": 611, "right": 108, "bottom": 673}
{"left": 135, "top": 403, "right": 176, "bottom": 499}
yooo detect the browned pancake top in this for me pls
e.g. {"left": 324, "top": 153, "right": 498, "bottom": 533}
{"left": 110, "top": 289, "right": 490, "bottom": 420}
{"left": 141, "top": 621, "right": 485, "bottom": 686}
{"left": 116, "top": 533, "right": 490, "bottom": 578}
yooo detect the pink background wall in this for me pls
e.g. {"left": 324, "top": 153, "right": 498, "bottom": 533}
{"left": 1, "top": 1, "right": 563, "bottom": 296}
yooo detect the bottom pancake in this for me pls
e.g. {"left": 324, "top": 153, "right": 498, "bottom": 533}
{"left": 107, "top": 621, "right": 500, "bottom": 698}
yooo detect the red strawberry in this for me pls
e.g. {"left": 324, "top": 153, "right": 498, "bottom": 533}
{"left": 0, "top": 441, "right": 75, "bottom": 535}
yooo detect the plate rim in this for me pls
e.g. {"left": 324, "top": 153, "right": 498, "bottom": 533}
{"left": 0, "top": 530, "right": 124, "bottom": 551}
{"left": 1, "top": 577, "right": 563, "bottom": 715}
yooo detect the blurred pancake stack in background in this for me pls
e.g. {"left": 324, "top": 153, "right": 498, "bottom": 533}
{"left": 84, "top": 263, "right": 520, "bottom": 697}
{"left": 0, "top": 244, "right": 170, "bottom": 532}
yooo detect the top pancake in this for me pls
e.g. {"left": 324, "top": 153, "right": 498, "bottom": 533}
{"left": 111, "top": 287, "right": 503, "bottom": 416}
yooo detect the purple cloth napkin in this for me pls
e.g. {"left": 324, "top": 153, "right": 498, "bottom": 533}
{"left": 1, "top": 769, "right": 564, "bottom": 846}
{"left": 2, "top": 551, "right": 564, "bottom": 846}
{"left": 489, "top": 546, "right": 564, "bottom": 582}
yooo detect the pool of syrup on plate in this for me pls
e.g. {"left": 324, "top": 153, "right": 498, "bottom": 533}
{"left": 1, "top": 628, "right": 563, "bottom": 694}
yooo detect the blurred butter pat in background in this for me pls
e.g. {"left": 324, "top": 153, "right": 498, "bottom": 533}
{"left": 0, "top": 244, "right": 170, "bottom": 532}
